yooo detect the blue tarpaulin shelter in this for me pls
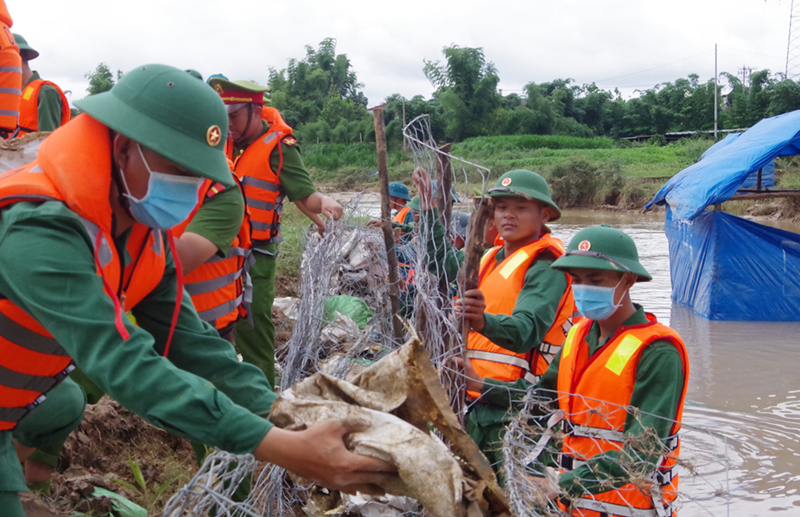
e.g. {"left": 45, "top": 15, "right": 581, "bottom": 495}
{"left": 700, "top": 133, "right": 776, "bottom": 190}
{"left": 647, "top": 110, "right": 800, "bottom": 321}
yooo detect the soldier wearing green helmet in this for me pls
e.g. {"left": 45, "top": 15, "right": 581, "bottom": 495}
{"left": 412, "top": 167, "right": 574, "bottom": 475}
{"left": 0, "top": 64, "right": 394, "bottom": 516}
{"left": 524, "top": 225, "right": 688, "bottom": 512}
{"left": 12, "top": 33, "right": 70, "bottom": 137}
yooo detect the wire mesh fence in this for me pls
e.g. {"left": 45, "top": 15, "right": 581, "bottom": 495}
{"left": 163, "top": 116, "right": 732, "bottom": 517}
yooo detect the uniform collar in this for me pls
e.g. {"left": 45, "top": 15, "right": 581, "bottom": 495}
{"left": 25, "top": 70, "right": 41, "bottom": 88}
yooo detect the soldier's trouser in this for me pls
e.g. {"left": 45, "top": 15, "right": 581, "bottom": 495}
{"left": 1, "top": 378, "right": 86, "bottom": 514}
{"left": 466, "top": 413, "right": 506, "bottom": 485}
{"left": 234, "top": 251, "right": 277, "bottom": 388}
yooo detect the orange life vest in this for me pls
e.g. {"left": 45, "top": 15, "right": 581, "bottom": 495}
{"left": 229, "top": 107, "right": 293, "bottom": 248}
{"left": 0, "top": 114, "right": 181, "bottom": 431}
{"left": 17, "top": 78, "right": 71, "bottom": 135}
{"left": 392, "top": 206, "right": 411, "bottom": 224}
{"left": 0, "top": 3, "right": 20, "bottom": 133}
{"left": 172, "top": 177, "right": 252, "bottom": 331}
{"left": 466, "top": 234, "right": 575, "bottom": 399}
{"left": 556, "top": 315, "right": 689, "bottom": 517}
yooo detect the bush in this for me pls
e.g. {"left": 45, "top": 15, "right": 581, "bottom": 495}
{"left": 547, "top": 157, "right": 624, "bottom": 207}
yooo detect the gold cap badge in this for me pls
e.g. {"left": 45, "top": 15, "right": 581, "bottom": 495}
{"left": 501, "top": 177, "right": 512, "bottom": 186}
{"left": 206, "top": 125, "right": 221, "bottom": 146}
{"left": 578, "top": 240, "right": 591, "bottom": 251}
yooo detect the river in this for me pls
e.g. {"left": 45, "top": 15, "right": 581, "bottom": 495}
{"left": 551, "top": 210, "right": 800, "bottom": 516}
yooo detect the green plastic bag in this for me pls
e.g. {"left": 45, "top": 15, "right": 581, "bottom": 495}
{"left": 323, "top": 295, "right": 372, "bottom": 330}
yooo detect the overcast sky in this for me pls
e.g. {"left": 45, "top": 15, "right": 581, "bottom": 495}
{"left": 8, "top": 0, "right": 794, "bottom": 107}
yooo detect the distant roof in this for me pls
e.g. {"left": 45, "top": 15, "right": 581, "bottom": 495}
{"left": 646, "top": 110, "right": 800, "bottom": 220}
{"left": 618, "top": 128, "right": 747, "bottom": 141}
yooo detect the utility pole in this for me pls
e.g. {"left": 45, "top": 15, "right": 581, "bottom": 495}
{"left": 402, "top": 100, "right": 407, "bottom": 152}
{"left": 714, "top": 44, "right": 718, "bottom": 140}
{"left": 788, "top": 0, "right": 800, "bottom": 79}
{"left": 738, "top": 66, "right": 753, "bottom": 89}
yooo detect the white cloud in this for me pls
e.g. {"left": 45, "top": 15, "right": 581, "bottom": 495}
{"left": 7, "top": 0, "right": 792, "bottom": 106}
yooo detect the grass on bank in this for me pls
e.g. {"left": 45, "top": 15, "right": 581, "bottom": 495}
{"left": 302, "top": 135, "right": 716, "bottom": 192}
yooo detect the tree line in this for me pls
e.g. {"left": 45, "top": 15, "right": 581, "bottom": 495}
{"left": 84, "top": 39, "right": 800, "bottom": 145}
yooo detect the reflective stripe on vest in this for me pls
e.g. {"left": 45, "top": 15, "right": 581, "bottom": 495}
{"left": 231, "top": 107, "right": 293, "bottom": 247}
{"left": 466, "top": 350, "right": 540, "bottom": 384}
{"left": 172, "top": 175, "right": 252, "bottom": 330}
{"left": 571, "top": 498, "right": 667, "bottom": 517}
{"left": 466, "top": 235, "right": 574, "bottom": 398}
{"left": 0, "top": 115, "right": 172, "bottom": 429}
{"left": 0, "top": 21, "right": 20, "bottom": 133}
{"left": 197, "top": 292, "right": 244, "bottom": 322}
{"left": 556, "top": 315, "right": 688, "bottom": 517}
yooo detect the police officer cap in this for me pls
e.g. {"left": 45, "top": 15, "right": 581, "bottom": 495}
{"left": 487, "top": 169, "right": 561, "bottom": 221}
{"left": 75, "top": 64, "right": 233, "bottom": 187}
{"left": 208, "top": 77, "right": 269, "bottom": 108}
{"left": 551, "top": 225, "right": 652, "bottom": 282}
{"left": 13, "top": 34, "right": 38, "bottom": 61}
{"left": 389, "top": 182, "right": 411, "bottom": 201}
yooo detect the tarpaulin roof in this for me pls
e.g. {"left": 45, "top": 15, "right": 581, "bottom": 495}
{"left": 699, "top": 133, "right": 776, "bottom": 190}
{"left": 646, "top": 109, "right": 800, "bottom": 220}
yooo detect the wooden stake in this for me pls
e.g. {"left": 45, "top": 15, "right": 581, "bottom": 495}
{"left": 373, "top": 107, "right": 404, "bottom": 342}
{"left": 435, "top": 142, "right": 454, "bottom": 229}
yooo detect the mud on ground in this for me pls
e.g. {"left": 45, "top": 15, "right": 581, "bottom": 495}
{"left": 23, "top": 397, "right": 198, "bottom": 516}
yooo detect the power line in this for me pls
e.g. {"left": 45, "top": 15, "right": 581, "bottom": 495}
{"left": 717, "top": 44, "right": 783, "bottom": 60}
{"left": 593, "top": 50, "right": 713, "bottom": 83}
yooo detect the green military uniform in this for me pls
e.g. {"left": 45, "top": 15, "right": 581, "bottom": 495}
{"left": 537, "top": 305, "right": 684, "bottom": 496}
{"left": 233, "top": 125, "right": 315, "bottom": 387}
{"left": 0, "top": 65, "right": 277, "bottom": 516}
{"left": 210, "top": 77, "right": 318, "bottom": 387}
{"left": 24, "top": 71, "right": 63, "bottom": 132}
{"left": 538, "top": 225, "right": 685, "bottom": 497}
{"left": 14, "top": 35, "right": 65, "bottom": 133}
{"left": 421, "top": 211, "right": 567, "bottom": 471}
{"left": 1, "top": 203, "right": 276, "bottom": 514}
{"left": 25, "top": 184, "right": 247, "bottom": 472}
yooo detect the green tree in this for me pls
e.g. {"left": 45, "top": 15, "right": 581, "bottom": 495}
{"left": 423, "top": 45, "right": 501, "bottom": 141}
{"left": 85, "top": 63, "right": 122, "bottom": 95}
{"left": 268, "top": 37, "right": 370, "bottom": 140}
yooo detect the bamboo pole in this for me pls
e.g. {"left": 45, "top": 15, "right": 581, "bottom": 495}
{"left": 435, "top": 143, "right": 454, "bottom": 229}
{"left": 373, "top": 107, "right": 404, "bottom": 342}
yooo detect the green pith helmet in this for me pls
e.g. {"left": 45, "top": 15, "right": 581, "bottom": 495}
{"left": 551, "top": 225, "right": 652, "bottom": 282}
{"left": 13, "top": 34, "right": 39, "bottom": 61}
{"left": 408, "top": 196, "right": 420, "bottom": 211}
{"left": 75, "top": 64, "right": 233, "bottom": 186}
{"left": 487, "top": 169, "right": 561, "bottom": 221}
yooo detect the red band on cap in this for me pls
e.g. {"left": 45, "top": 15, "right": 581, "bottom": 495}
{"left": 218, "top": 90, "right": 263, "bottom": 105}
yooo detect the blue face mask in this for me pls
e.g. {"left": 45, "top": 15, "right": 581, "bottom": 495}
{"left": 572, "top": 279, "right": 624, "bottom": 321}
{"left": 119, "top": 144, "right": 203, "bottom": 230}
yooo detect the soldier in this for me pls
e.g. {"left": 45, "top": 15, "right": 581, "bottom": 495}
{"left": 12, "top": 33, "right": 70, "bottom": 137}
{"left": 1, "top": 64, "right": 393, "bottom": 516}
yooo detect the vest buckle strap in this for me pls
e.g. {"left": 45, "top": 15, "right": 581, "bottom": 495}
{"left": 539, "top": 341, "right": 562, "bottom": 355}
{"left": 653, "top": 466, "right": 676, "bottom": 487}
{"left": 572, "top": 497, "right": 662, "bottom": 517}
{"left": 570, "top": 424, "right": 627, "bottom": 443}
{"left": 523, "top": 410, "right": 564, "bottom": 467}
{"left": 523, "top": 371, "right": 541, "bottom": 384}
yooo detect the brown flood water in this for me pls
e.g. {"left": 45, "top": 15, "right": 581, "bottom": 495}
{"left": 552, "top": 210, "right": 800, "bottom": 516}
